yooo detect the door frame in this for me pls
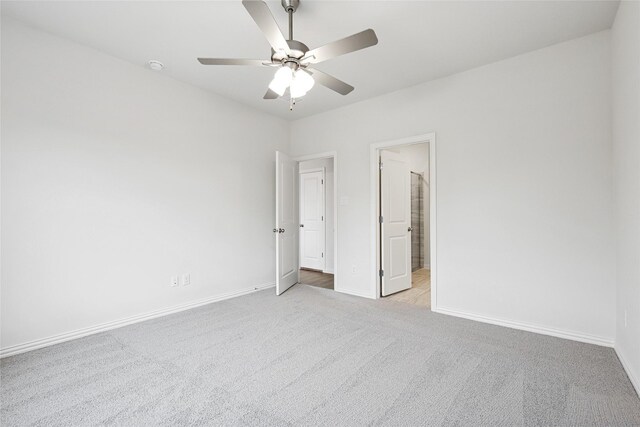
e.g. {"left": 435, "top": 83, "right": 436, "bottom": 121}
{"left": 370, "top": 133, "right": 437, "bottom": 308}
{"left": 299, "top": 167, "right": 326, "bottom": 272}
{"left": 293, "top": 151, "right": 338, "bottom": 292}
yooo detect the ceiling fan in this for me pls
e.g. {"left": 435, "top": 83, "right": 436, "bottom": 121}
{"left": 197, "top": 0, "right": 379, "bottom": 110}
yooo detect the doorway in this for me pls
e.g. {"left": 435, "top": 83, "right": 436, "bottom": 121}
{"left": 274, "top": 151, "right": 337, "bottom": 295}
{"left": 298, "top": 158, "right": 335, "bottom": 290}
{"left": 371, "top": 134, "right": 436, "bottom": 308}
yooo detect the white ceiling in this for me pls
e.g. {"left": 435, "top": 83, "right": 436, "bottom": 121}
{"left": 2, "top": 1, "right": 619, "bottom": 120}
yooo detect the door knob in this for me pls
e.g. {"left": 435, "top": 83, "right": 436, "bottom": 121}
{"left": 279, "top": 228, "right": 285, "bottom": 233}
{"left": 408, "top": 227, "right": 413, "bottom": 232}
{"left": 300, "top": 224, "right": 304, "bottom": 228}
{"left": 273, "top": 228, "right": 278, "bottom": 233}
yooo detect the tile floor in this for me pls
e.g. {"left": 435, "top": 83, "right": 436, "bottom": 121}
{"left": 385, "top": 268, "right": 431, "bottom": 307}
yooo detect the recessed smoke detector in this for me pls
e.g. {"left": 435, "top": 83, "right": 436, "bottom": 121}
{"left": 148, "top": 60, "right": 164, "bottom": 71}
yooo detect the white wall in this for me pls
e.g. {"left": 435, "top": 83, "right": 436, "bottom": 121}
{"left": 299, "top": 158, "right": 334, "bottom": 273}
{"left": 612, "top": 1, "right": 640, "bottom": 392}
{"left": 0, "top": 18, "right": 289, "bottom": 351}
{"left": 291, "top": 31, "right": 615, "bottom": 344}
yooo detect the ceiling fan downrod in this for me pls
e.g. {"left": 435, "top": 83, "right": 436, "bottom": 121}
{"left": 281, "top": 0, "right": 299, "bottom": 41}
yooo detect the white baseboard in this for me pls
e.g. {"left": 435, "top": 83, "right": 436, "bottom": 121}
{"left": 335, "top": 287, "right": 376, "bottom": 300}
{"left": 433, "top": 306, "right": 614, "bottom": 348}
{"left": 323, "top": 268, "right": 335, "bottom": 274}
{"left": 615, "top": 346, "right": 640, "bottom": 397}
{"left": 0, "top": 283, "right": 275, "bottom": 358}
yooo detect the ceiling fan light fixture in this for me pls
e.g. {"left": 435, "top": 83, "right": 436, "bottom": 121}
{"left": 269, "top": 66, "right": 293, "bottom": 96}
{"left": 289, "top": 69, "right": 314, "bottom": 98}
{"left": 274, "top": 66, "right": 293, "bottom": 85}
{"left": 289, "top": 84, "right": 307, "bottom": 99}
{"left": 295, "top": 69, "right": 314, "bottom": 92}
{"left": 269, "top": 79, "right": 288, "bottom": 96}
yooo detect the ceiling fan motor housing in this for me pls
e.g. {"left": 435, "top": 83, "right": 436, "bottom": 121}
{"left": 271, "top": 40, "right": 309, "bottom": 65}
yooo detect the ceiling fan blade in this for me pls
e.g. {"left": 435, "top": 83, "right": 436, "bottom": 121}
{"left": 198, "top": 58, "right": 269, "bottom": 66}
{"left": 307, "top": 68, "right": 354, "bottom": 95}
{"left": 242, "top": 0, "right": 291, "bottom": 56}
{"left": 302, "top": 29, "right": 378, "bottom": 64}
{"left": 263, "top": 88, "right": 279, "bottom": 99}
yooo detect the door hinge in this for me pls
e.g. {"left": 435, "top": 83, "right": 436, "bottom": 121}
{"left": 321, "top": 179, "right": 324, "bottom": 184}
{"left": 322, "top": 252, "right": 324, "bottom": 258}
{"left": 379, "top": 162, "right": 383, "bottom": 170}
{"left": 322, "top": 215, "right": 324, "bottom": 221}
{"left": 379, "top": 215, "right": 383, "bottom": 224}
{"left": 379, "top": 269, "right": 384, "bottom": 277}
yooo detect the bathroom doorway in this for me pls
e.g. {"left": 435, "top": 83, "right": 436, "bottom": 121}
{"left": 376, "top": 140, "right": 433, "bottom": 307}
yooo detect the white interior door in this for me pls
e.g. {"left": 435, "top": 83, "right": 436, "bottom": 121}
{"left": 275, "top": 151, "right": 299, "bottom": 295}
{"left": 381, "top": 150, "right": 412, "bottom": 296}
{"left": 299, "top": 170, "right": 325, "bottom": 271}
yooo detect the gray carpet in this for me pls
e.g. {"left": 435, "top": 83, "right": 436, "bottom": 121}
{"left": 2, "top": 284, "right": 639, "bottom": 426}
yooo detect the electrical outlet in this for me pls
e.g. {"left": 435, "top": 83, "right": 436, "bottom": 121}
{"left": 352, "top": 265, "right": 358, "bottom": 274}
{"left": 182, "top": 273, "right": 191, "bottom": 286}
{"left": 170, "top": 276, "right": 179, "bottom": 287}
